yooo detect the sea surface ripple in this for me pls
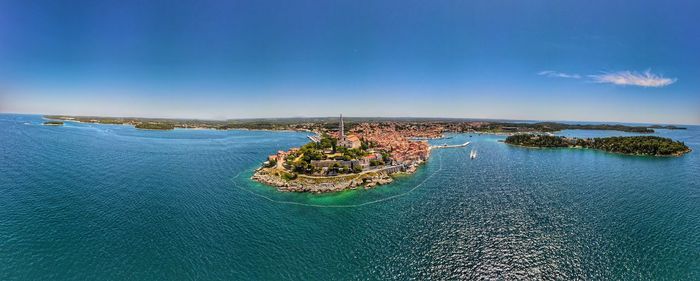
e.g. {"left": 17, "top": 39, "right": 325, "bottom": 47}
{"left": 1, "top": 114, "right": 698, "bottom": 280}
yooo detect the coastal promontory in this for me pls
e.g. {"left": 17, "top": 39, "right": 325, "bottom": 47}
{"left": 252, "top": 115, "right": 434, "bottom": 193}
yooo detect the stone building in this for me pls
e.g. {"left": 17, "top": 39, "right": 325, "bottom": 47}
{"left": 337, "top": 114, "right": 362, "bottom": 149}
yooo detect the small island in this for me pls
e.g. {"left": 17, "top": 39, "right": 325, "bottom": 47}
{"left": 252, "top": 115, "right": 433, "bottom": 193}
{"left": 43, "top": 121, "right": 64, "bottom": 126}
{"left": 505, "top": 134, "right": 691, "bottom": 156}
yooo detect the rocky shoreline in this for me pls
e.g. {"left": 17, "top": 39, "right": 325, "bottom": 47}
{"left": 251, "top": 161, "right": 423, "bottom": 193}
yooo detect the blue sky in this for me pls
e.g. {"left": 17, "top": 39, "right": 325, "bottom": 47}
{"left": 0, "top": 0, "right": 698, "bottom": 124}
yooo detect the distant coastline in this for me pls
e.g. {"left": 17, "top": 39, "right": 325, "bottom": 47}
{"left": 43, "top": 115, "right": 687, "bottom": 134}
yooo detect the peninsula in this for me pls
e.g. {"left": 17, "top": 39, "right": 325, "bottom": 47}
{"left": 252, "top": 115, "right": 434, "bottom": 192}
{"left": 505, "top": 134, "right": 691, "bottom": 156}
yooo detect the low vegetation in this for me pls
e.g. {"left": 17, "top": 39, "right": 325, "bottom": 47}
{"left": 482, "top": 122, "right": 658, "bottom": 133}
{"left": 648, "top": 125, "right": 687, "bottom": 130}
{"left": 135, "top": 122, "right": 175, "bottom": 130}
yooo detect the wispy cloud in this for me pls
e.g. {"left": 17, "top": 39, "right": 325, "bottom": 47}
{"left": 539, "top": 69, "right": 677, "bottom": 88}
{"left": 588, "top": 70, "right": 676, "bottom": 87}
{"left": 538, "top": 70, "right": 581, "bottom": 79}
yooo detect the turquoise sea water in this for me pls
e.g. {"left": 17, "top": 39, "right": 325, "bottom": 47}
{"left": 1, "top": 114, "right": 698, "bottom": 280}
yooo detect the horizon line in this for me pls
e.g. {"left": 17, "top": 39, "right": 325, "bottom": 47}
{"left": 1, "top": 111, "right": 697, "bottom": 126}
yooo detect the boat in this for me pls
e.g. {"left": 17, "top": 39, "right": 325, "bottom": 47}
{"left": 470, "top": 149, "right": 477, "bottom": 159}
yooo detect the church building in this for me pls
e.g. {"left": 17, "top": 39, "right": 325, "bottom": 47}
{"left": 337, "top": 114, "right": 361, "bottom": 149}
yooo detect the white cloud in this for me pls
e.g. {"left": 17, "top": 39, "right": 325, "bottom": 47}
{"left": 538, "top": 70, "right": 581, "bottom": 79}
{"left": 588, "top": 70, "right": 676, "bottom": 87}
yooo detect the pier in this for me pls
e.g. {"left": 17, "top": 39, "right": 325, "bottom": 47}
{"left": 430, "top": 142, "right": 470, "bottom": 149}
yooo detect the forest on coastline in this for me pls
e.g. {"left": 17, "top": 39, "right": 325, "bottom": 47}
{"left": 505, "top": 135, "right": 691, "bottom": 156}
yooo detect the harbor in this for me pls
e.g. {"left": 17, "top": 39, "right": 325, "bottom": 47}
{"left": 430, "top": 142, "right": 470, "bottom": 149}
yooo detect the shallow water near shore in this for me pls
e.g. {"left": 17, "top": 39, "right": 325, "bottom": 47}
{"left": 1, "top": 114, "right": 698, "bottom": 280}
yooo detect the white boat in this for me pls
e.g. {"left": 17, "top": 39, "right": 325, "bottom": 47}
{"left": 470, "top": 149, "right": 477, "bottom": 159}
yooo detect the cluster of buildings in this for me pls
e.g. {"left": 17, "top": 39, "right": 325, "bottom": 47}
{"left": 308, "top": 115, "right": 384, "bottom": 174}
{"left": 264, "top": 115, "right": 438, "bottom": 177}
{"left": 349, "top": 122, "right": 431, "bottom": 165}
{"left": 307, "top": 154, "right": 383, "bottom": 175}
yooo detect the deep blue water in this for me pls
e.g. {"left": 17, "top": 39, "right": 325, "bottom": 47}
{"left": 1, "top": 114, "right": 698, "bottom": 280}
